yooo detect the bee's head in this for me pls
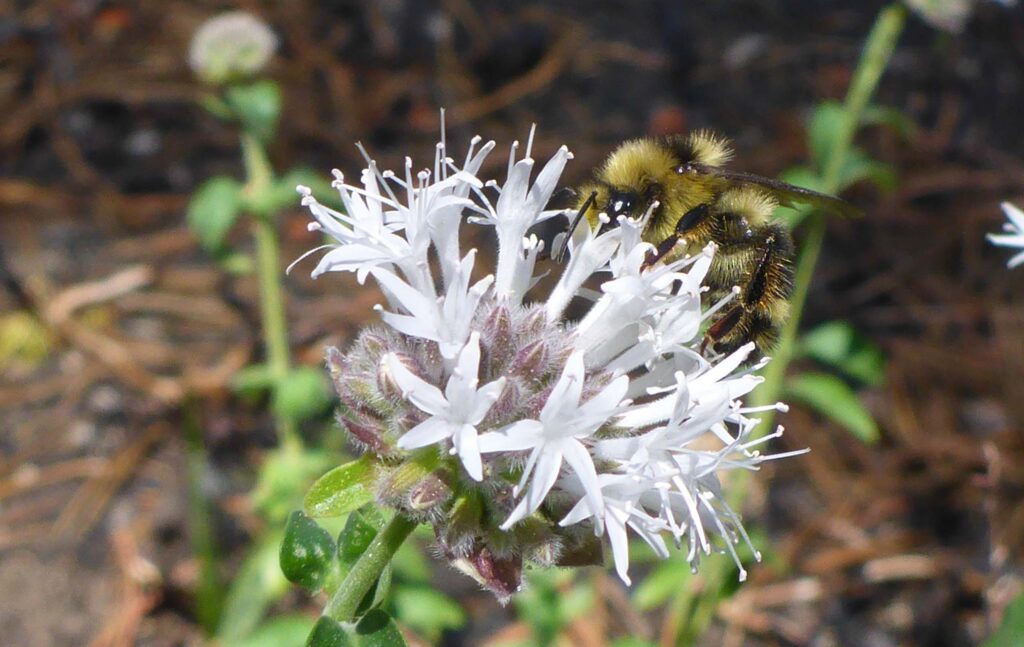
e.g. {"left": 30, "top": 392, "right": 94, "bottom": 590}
{"left": 606, "top": 189, "right": 638, "bottom": 220}
{"left": 603, "top": 182, "right": 663, "bottom": 222}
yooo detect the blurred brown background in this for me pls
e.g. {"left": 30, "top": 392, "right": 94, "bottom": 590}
{"left": 2, "top": 1, "right": 1024, "bottom": 645}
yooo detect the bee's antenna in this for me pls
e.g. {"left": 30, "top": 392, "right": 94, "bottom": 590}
{"left": 554, "top": 190, "right": 597, "bottom": 263}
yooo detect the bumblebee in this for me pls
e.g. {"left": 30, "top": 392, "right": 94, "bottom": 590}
{"left": 562, "top": 131, "right": 859, "bottom": 359}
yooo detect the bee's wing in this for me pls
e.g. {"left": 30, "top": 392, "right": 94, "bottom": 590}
{"left": 688, "top": 163, "right": 863, "bottom": 218}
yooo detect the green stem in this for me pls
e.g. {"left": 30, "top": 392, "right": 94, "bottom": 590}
{"left": 243, "top": 132, "right": 302, "bottom": 451}
{"left": 323, "top": 514, "right": 417, "bottom": 622}
{"left": 750, "top": 2, "right": 906, "bottom": 428}
{"left": 183, "top": 397, "right": 224, "bottom": 633}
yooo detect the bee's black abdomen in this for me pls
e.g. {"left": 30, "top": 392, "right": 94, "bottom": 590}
{"left": 705, "top": 222, "right": 794, "bottom": 360}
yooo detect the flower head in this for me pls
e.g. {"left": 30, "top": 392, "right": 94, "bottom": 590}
{"left": 189, "top": 11, "right": 278, "bottom": 85}
{"left": 301, "top": 122, "right": 799, "bottom": 595}
{"left": 988, "top": 202, "right": 1024, "bottom": 268}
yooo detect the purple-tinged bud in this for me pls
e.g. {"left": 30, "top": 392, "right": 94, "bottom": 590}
{"left": 483, "top": 304, "right": 513, "bottom": 342}
{"left": 337, "top": 409, "right": 393, "bottom": 456}
{"left": 521, "top": 305, "right": 547, "bottom": 335}
{"left": 485, "top": 379, "right": 521, "bottom": 425}
{"left": 337, "top": 376, "right": 378, "bottom": 409}
{"left": 325, "top": 346, "right": 345, "bottom": 379}
{"left": 509, "top": 340, "right": 548, "bottom": 383}
{"left": 450, "top": 544, "right": 522, "bottom": 604}
{"left": 480, "top": 304, "right": 514, "bottom": 371}
{"left": 358, "top": 330, "right": 388, "bottom": 357}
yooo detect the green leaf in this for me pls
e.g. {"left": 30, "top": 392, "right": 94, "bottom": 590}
{"left": 187, "top": 176, "right": 243, "bottom": 252}
{"left": 232, "top": 363, "right": 276, "bottom": 395}
{"left": 226, "top": 80, "right": 282, "bottom": 144}
{"left": 632, "top": 558, "right": 690, "bottom": 611}
{"left": 807, "top": 101, "right": 845, "bottom": 167}
{"left": 835, "top": 148, "right": 897, "bottom": 193}
{"left": 515, "top": 570, "right": 573, "bottom": 645}
{"left": 199, "top": 92, "right": 234, "bottom": 120}
{"left": 216, "top": 530, "right": 291, "bottom": 643}
{"left": 273, "top": 366, "right": 333, "bottom": 423}
{"left": 236, "top": 615, "right": 317, "bottom": 647}
{"left": 280, "top": 511, "right": 338, "bottom": 591}
{"left": 798, "top": 320, "right": 886, "bottom": 386}
{"left": 984, "top": 591, "right": 1024, "bottom": 647}
{"left": 252, "top": 447, "right": 334, "bottom": 523}
{"left": 392, "top": 587, "right": 466, "bottom": 639}
{"left": 304, "top": 456, "right": 376, "bottom": 518}
{"left": 354, "top": 609, "right": 407, "bottom": 647}
{"left": 306, "top": 617, "right": 352, "bottom": 647}
{"left": 218, "top": 250, "right": 255, "bottom": 275}
{"left": 338, "top": 507, "right": 385, "bottom": 566}
{"left": 785, "top": 372, "right": 880, "bottom": 443}
{"left": 860, "top": 104, "right": 915, "bottom": 140}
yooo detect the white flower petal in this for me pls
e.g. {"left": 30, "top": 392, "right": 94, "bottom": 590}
{"left": 398, "top": 418, "right": 456, "bottom": 449}
{"left": 455, "top": 423, "right": 483, "bottom": 481}
{"left": 386, "top": 354, "right": 447, "bottom": 415}
{"left": 559, "top": 439, "right": 603, "bottom": 528}
{"left": 523, "top": 447, "right": 563, "bottom": 516}
{"left": 478, "top": 421, "right": 543, "bottom": 453}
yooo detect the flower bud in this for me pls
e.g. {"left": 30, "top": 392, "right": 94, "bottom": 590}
{"left": 509, "top": 339, "right": 548, "bottom": 383}
{"left": 526, "top": 537, "right": 563, "bottom": 568}
{"left": 337, "top": 408, "right": 392, "bottom": 455}
{"left": 407, "top": 472, "right": 453, "bottom": 512}
{"left": 450, "top": 544, "right": 522, "bottom": 604}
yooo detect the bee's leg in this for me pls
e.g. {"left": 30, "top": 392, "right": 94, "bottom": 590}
{"left": 641, "top": 204, "right": 710, "bottom": 270}
{"left": 700, "top": 304, "right": 743, "bottom": 354}
{"left": 642, "top": 235, "right": 682, "bottom": 270}
{"left": 554, "top": 190, "right": 598, "bottom": 263}
{"left": 702, "top": 226, "right": 793, "bottom": 358}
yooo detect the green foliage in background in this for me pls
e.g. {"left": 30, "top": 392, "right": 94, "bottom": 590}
{"left": 984, "top": 592, "right": 1024, "bottom": 647}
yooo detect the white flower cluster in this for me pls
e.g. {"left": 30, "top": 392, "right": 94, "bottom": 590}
{"left": 297, "top": 124, "right": 800, "bottom": 585}
{"left": 189, "top": 11, "right": 278, "bottom": 85}
{"left": 989, "top": 202, "right": 1024, "bottom": 269}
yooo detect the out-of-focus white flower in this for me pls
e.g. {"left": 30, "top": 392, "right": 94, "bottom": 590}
{"left": 386, "top": 333, "right": 505, "bottom": 481}
{"left": 189, "top": 11, "right": 278, "bottom": 85}
{"left": 988, "top": 202, "right": 1024, "bottom": 268}
{"left": 304, "top": 123, "right": 798, "bottom": 589}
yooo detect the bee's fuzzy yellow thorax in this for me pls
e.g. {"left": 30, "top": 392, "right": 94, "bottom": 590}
{"left": 717, "top": 186, "right": 778, "bottom": 224}
{"left": 686, "top": 130, "right": 734, "bottom": 167}
{"left": 599, "top": 139, "right": 678, "bottom": 189}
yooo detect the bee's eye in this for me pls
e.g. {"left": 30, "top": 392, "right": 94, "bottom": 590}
{"left": 607, "top": 192, "right": 635, "bottom": 218}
